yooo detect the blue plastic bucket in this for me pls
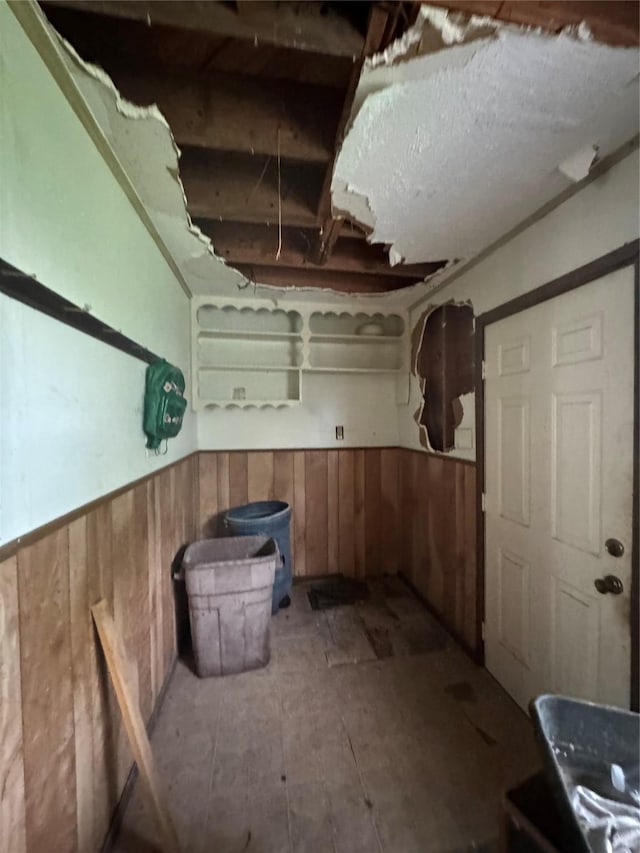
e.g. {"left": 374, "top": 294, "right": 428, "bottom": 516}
{"left": 225, "top": 500, "right": 292, "bottom": 614}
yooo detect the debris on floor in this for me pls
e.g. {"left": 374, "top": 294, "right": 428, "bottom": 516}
{"left": 114, "top": 579, "right": 540, "bottom": 853}
{"left": 307, "top": 574, "right": 370, "bottom": 610}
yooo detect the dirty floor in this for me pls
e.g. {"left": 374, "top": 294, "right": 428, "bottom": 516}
{"left": 114, "top": 577, "right": 539, "bottom": 853}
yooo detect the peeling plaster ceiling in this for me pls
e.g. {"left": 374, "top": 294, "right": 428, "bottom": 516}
{"left": 56, "top": 35, "right": 403, "bottom": 307}
{"left": 44, "top": 2, "right": 639, "bottom": 307}
{"left": 332, "top": 5, "right": 640, "bottom": 266}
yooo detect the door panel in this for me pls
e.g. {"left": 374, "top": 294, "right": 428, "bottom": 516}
{"left": 498, "top": 398, "right": 531, "bottom": 527}
{"left": 485, "top": 266, "right": 635, "bottom": 710}
{"left": 551, "top": 391, "right": 601, "bottom": 554}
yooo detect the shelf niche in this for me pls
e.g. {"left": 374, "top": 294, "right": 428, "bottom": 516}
{"left": 308, "top": 311, "right": 405, "bottom": 372}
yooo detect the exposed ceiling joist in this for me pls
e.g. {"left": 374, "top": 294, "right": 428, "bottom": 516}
{"left": 108, "top": 69, "right": 342, "bottom": 163}
{"left": 314, "top": 4, "right": 399, "bottom": 264}
{"left": 45, "top": 0, "right": 365, "bottom": 56}
{"left": 233, "top": 264, "right": 414, "bottom": 293}
{"left": 180, "top": 149, "right": 322, "bottom": 228}
{"left": 195, "top": 221, "right": 443, "bottom": 278}
{"left": 427, "top": 2, "right": 639, "bottom": 47}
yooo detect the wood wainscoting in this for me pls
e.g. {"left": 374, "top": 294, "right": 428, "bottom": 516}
{"left": 198, "top": 449, "right": 479, "bottom": 656}
{"left": 398, "top": 449, "right": 478, "bottom": 657}
{"left": 0, "top": 447, "right": 478, "bottom": 853}
{"left": 197, "top": 449, "right": 402, "bottom": 579}
{"left": 0, "top": 454, "right": 198, "bottom": 853}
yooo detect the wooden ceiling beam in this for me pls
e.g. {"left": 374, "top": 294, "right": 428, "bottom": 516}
{"left": 196, "top": 220, "right": 443, "bottom": 278}
{"left": 232, "top": 264, "right": 414, "bottom": 294}
{"left": 314, "top": 5, "right": 392, "bottom": 264}
{"left": 103, "top": 68, "right": 341, "bottom": 162}
{"left": 43, "top": 0, "right": 365, "bottom": 56}
{"left": 426, "top": 2, "right": 639, "bottom": 47}
{"left": 180, "top": 149, "right": 323, "bottom": 228}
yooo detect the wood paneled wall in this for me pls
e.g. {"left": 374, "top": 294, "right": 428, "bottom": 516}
{"left": 0, "top": 455, "right": 198, "bottom": 853}
{"left": 398, "top": 449, "right": 478, "bottom": 655}
{"left": 197, "top": 449, "right": 402, "bottom": 578}
{"left": 197, "top": 449, "right": 479, "bottom": 654}
{"left": 0, "top": 447, "right": 479, "bottom": 853}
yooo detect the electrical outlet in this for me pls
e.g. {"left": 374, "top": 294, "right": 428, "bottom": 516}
{"left": 335, "top": 425, "right": 344, "bottom": 440}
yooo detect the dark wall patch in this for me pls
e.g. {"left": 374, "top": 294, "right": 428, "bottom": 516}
{"left": 413, "top": 303, "right": 474, "bottom": 452}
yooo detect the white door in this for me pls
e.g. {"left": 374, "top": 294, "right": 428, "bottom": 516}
{"left": 484, "top": 266, "right": 635, "bottom": 711}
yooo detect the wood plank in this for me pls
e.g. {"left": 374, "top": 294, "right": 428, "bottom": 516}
{"left": 463, "top": 464, "right": 478, "bottom": 650}
{"left": 410, "top": 453, "right": 424, "bottom": 593}
{"left": 200, "top": 220, "right": 442, "bottom": 278}
{"left": 364, "top": 449, "right": 382, "bottom": 576}
{"left": 133, "top": 483, "right": 153, "bottom": 721}
{"left": 91, "top": 600, "right": 180, "bottom": 853}
{"left": 228, "top": 452, "right": 249, "bottom": 509}
{"left": 354, "top": 450, "right": 366, "bottom": 579}
{"left": 337, "top": 450, "right": 355, "bottom": 576}
{"left": 186, "top": 154, "right": 321, "bottom": 229}
{"left": 315, "top": 5, "right": 390, "bottom": 259}
{"left": 0, "top": 556, "right": 26, "bottom": 853}
{"left": 18, "top": 528, "right": 77, "bottom": 853}
{"left": 304, "top": 451, "right": 329, "bottom": 576}
{"left": 68, "top": 517, "right": 94, "bottom": 853}
{"left": 232, "top": 264, "right": 412, "bottom": 294}
{"left": 293, "top": 451, "right": 306, "bottom": 576}
{"left": 216, "top": 452, "right": 231, "bottom": 523}
{"left": 380, "top": 448, "right": 400, "bottom": 575}
{"left": 273, "top": 451, "right": 295, "bottom": 572}
{"left": 45, "top": 0, "right": 365, "bottom": 56}
{"left": 198, "top": 452, "right": 218, "bottom": 537}
{"left": 111, "top": 490, "right": 139, "bottom": 791}
{"left": 160, "top": 468, "right": 177, "bottom": 675}
{"left": 86, "top": 502, "right": 117, "bottom": 846}
{"left": 106, "top": 69, "right": 340, "bottom": 162}
{"left": 429, "top": 1, "right": 639, "bottom": 47}
{"left": 247, "top": 451, "right": 275, "bottom": 503}
{"left": 327, "top": 450, "right": 339, "bottom": 574}
{"left": 147, "top": 477, "right": 163, "bottom": 705}
{"left": 454, "top": 462, "right": 467, "bottom": 635}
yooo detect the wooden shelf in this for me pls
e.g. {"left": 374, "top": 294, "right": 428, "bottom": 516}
{"left": 201, "top": 399, "right": 300, "bottom": 409}
{"left": 310, "top": 333, "right": 402, "bottom": 343}
{"left": 303, "top": 366, "right": 400, "bottom": 374}
{"left": 198, "top": 365, "right": 301, "bottom": 373}
{"left": 198, "top": 330, "right": 302, "bottom": 342}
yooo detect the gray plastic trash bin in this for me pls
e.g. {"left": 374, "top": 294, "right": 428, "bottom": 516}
{"left": 181, "top": 535, "right": 277, "bottom": 677}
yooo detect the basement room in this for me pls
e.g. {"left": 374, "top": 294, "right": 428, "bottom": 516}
{"left": 1, "top": 2, "right": 639, "bottom": 852}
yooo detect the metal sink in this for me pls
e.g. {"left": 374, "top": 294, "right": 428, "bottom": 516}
{"left": 530, "top": 695, "right": 640, "bottom": 852}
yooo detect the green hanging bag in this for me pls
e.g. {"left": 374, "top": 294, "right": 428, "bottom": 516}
{"left": 143, "top": 359, "right": 187, "bottom": 451}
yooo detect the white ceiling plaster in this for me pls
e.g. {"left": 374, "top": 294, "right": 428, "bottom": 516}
{"left": 52, "top": 35, "right": 405, "bottom": 308}
{"left": 332, "top": 4, "right": 639, "bottom": 266}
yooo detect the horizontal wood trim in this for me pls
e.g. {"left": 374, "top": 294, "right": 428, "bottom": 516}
{"left": 0, "top": 452, "right": 198, "bottom": 563}
{"left": 0, "top": 257, "right": 160, "bottom": 367}
{"left": 401, "top": 448, "right": 477, "bottom": 467}
{"left": 478, "top": 239, "right": 640, "bottom": 328}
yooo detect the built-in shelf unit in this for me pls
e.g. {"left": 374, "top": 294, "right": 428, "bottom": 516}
{"left": 192, "top": 299, "right": 408, "bottom": 409}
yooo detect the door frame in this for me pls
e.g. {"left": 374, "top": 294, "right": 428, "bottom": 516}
{"left": 474, "top": 239, "right": 640, "bottom": 710}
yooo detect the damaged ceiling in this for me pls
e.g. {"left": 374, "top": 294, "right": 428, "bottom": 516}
{"left": 36, "top": 1, "right": 640, "bottom": 300}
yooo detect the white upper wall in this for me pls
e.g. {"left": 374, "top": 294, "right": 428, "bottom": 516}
{"left": 197, "top": 373, "right": 400, "bottom": 451}
{"left": 0, "top": 2, "right": 196, "bottom": 544}
{"left": 398, "top": 149, "right": 640, "bottom": 458}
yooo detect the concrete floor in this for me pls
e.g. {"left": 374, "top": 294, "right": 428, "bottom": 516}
{"left": 114, "top": 577, "right": 540, "bottom": 853}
